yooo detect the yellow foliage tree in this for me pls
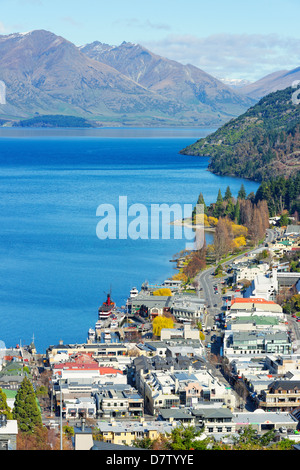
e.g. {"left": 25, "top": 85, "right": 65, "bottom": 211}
{"left": 152, "top": 316, "right": 174, "bottom": 337}
{"left": 153, "top": 288, "right": 172, "bottom": 296}
{"left": 232, "top": 236, "right": 247, "bottom": 250}
{"left": 231, "top": 223, "right": 248, "bottom": 238}
{"left": 172, "top": 271, "right": 188, "bottom": 283}
{"left": 208, "top": 216, "right": 218, "bottom": 227}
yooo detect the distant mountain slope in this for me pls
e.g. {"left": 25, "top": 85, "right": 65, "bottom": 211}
{"left": 239, "top": 67, "right": 300, "bottom": 100}
{"left": 180, "top": 86, "right": 300, "bottom": 181}
{"left": 80, "top": 40, "right": 255, "bottom": 125}
{"left": 0, "top": 30, "right": 256, "bottom": 127}
{"left": 0, "top": 30, "right": 191, "bottom": 125}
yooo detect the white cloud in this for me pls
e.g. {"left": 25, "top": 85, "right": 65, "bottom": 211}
{"left": 141, "top": 33, "right": 300, "bottom": 81}
{"left": 113, "top": 18, "right": 171, "bottom": 32}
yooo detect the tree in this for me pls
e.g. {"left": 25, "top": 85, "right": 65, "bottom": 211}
{"left": 13, "top": 377, "right": 42, "bottom": 433}
{"left": 152, "top": 316, "right": 174, "bottom": 337}
{"left": 224, "top": 185, "right": 232, "bottom": 201}
{"left": 153, "top": 288, "right": 172, "bottom": 296}
{"left": 167, "top": 425, "right": 207, "bottom": 450}
{"left": 192, "top": 192, "right": 207, "bottom": 220}
{"left": 214, "top": 217, "right": 233, "bottom": 262}
{"left": 238, "top": 183, "right": 246, "bottom": 200}
{"left": 0, "top": 388, "right": 13, "bottom": 420}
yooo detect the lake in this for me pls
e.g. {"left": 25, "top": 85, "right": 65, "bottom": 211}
{"left": 0, "top": 127, "right": 260, "bottom": 352}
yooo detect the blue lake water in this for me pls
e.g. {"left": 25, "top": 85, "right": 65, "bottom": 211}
{"left": 0, "top": 128, "right": 260, "bottom": 353}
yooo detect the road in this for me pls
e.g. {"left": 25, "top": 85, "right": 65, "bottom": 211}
{"left": 196, "top": 228, "right": 277, "bottom": 331}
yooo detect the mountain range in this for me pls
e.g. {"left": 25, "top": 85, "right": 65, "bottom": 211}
{"left": 0, "top": 29, "right": 298, "bottom": 128}
{"left": 0, "top": 29, "right": 255, "bottom": 127}
{"left": 238, "top": 67, "right": 300, "bottom": 100}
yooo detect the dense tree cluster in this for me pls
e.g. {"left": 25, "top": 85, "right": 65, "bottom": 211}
{"left": 255, "top": 172, "right": 300, "bottom": 216}
{"left": 181, "top": 87, "right": 300, "bottom": 182}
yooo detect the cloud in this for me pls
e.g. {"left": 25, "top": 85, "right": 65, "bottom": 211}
{"left": 141, "top": 33, "right": 300, "bottom": 81}
{"left": 61, "top": 16, "right": 83, "bottom": 28}
{"left": 113, "top": 18, "right": 171, "bottom": 32}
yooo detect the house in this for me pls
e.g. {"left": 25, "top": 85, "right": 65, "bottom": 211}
{"left": 191, "top": 407, "right": 236, "bottom": 435}
{"left": 256, "top": 380, "right": 300, "bottom": 412}
{"left": 285, "top": 225, "right": 300, "bottom": 236}
{"left": 94, "top": 385, "right": 144, "bottom": 419}
{"left": 97, "top": 419, "right": 177, "bottom": 447}
{"left": 74, "top": 420, "right": 94, "bottom": 451}
{"left": 0, "top": 416, "right": 18, "bottom": 451}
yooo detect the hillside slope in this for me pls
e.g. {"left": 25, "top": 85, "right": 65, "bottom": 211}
{"left": 80, "top": 40, "right": 255, "bottom": 125}
{"left": 0, "top": 30, "right": 255, "bottom": 127}
{"left": 180, "top": 87, "right": 300, "bottom": 181}
{"left": 238, "top": 67, "right": 300, "bottom": 100}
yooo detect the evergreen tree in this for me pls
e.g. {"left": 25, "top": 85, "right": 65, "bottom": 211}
{"left": 0, "top": 388, "right": 13, "bottom": 420}
{"left": 213, "top": 188, "right": 224, "bottom": 218}
{"left": 216, "top": 188, "right": 223, "bottom": 203}
{"left": 192, "top": 192, "right": 207, "bottom": 220}
{"left": 13, "top": 377, "right": 42, "bottom": 433}
{"left": 224, "top": 185, "right": 232, "bottom": 201}
{"left": 238, "top": 183, "right": 246, "bottom": 199}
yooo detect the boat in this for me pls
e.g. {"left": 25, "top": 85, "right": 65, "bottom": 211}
{"left": 87, "top": 328, "right": 95, "bottom": 341}
{"left": 104, "top": 329, "right": 111, "bottom": 341}
{"left": 129, "top": 287, "right": 139, "bottom": 298}
{"left": 110, "top": 320, "right": 118, "bottom": 328}
{"left": 98, "top": 292, "right": 116, "bottom": 320}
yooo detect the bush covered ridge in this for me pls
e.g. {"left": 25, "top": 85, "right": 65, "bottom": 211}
{"left": 180, "top": 87, "right": 300, "bottom": 182}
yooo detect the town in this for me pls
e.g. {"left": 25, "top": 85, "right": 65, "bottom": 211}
{"left": 1, "top": 219, "right": 300, "bottom": 451}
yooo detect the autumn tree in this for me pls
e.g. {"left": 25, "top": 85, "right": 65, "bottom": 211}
{"left": 152, "top": 316, "right": 174, "bottom": 337}
{"left": 213, "top": 217, "right": 233, "bottom": 262}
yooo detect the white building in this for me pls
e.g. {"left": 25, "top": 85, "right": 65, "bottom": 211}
{"left": 233, "top": 263, "right": 269, "bottom": 283}
{"left": 244, "top": 270, "right": 278, "bottom": 301}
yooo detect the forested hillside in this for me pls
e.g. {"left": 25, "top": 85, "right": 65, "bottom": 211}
{"left": 180, "top": 87, "right": 300, "bottom": 181}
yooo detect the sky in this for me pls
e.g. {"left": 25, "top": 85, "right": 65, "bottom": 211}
{"left": 1, "top": 0, "right": 300, "bottom": 82}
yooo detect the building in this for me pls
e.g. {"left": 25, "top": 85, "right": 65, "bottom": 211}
{"left": 46, "top": 342, "right": 129, "bottom": 365}
{"left": 244, "top": 270, "right": 278, "bottom": 301}
{"left": 94, "top": 385, "right": 144, "bottom": 419}
{"left": 256, "top": 380, "right": 300, "bottom": 412}
{"left": 97, "top": 419, "right": 177, "bottom": 447}
{"left": 0, "top": 416, "right": 18, "bottom": 451}
{"left": 224, "top": 330, "right": 292, "bottom": 357}
{"left": 229, "top": 297, "right": 283, "bottom": 314}
{"left": 171, "top": 294, "right": 205, "bottom": 322}
{"left": 285, "top": 225, "right": 300, "bottom": 236}
{"left": 225, "top": 315, "right": 285, "bottom": 332}
{"left": 191, "top": 407, "right": 236, "bottom": 435}
{"left": 139, "top": 368, "right": 236, "bottom": 415}
{"left": 160, "top": 324, "right": 201, "bottom": 341}
{"left": 232, "top": 263, "right": 269, "bottom": 283}
{"left": 233, "top": 410, "right": 298, "bottom": 433}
